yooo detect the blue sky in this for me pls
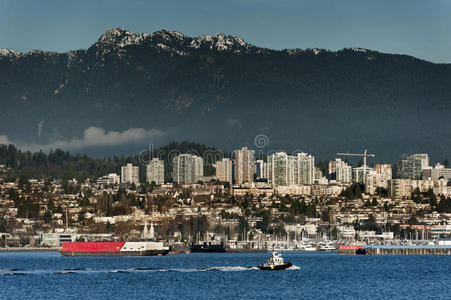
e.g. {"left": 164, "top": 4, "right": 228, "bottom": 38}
{"left": 0, "top": 0, "right": 450, "bottom": 63}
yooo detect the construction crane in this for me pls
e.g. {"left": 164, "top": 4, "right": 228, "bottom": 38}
{"left": 336, "top": 149, "right": 375, "bottom": 183}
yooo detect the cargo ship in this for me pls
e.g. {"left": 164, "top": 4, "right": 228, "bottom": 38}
{"left": 61, "top": 241, "right": 169, "bottom": 256}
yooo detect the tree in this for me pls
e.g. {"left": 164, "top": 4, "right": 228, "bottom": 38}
{"left": 425, "top": 189, "right": 437, "bottom": 207}
{"left": 407, "top": 215, "right": 419, "bottom": 225}
{"left": 375, "top": 187, "right": 388, "bottom": 198}
{"left": 411, "top": 188, "right": 422, "bottom": 203}
{"left": 48, "top": 199, "right": 55, "bottom": 211}
{"left": 238, "top": 216, "right": 250, "bottom": 241}
{"left": 256, "top": 211, "right": 271, "bottom": 234}
{"left": 437, "top": 196, "right": 451, "bottom": 213}
{"left": 321, "top": 208, "right": 331, "bottom": 223}
{"left": 371, "top": 198, "right": 378, "bottom": 206}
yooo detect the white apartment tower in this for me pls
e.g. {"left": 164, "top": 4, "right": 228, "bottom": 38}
{"left": 146, "top": 158, "right": 165, "bottom": 185}
{"left": 297, "top": 152, "right": 315, "bottom": 185}
{"left": 234, "top": 147, "right": 255, "bottom": 184}
{"left": 267, "top": 152, "right": 290, "bottom": 186}
{"left": 216, "top": 158, "right": 233, "bottom": 184}
{"left": 121, "top": 163, "right": 139, "bottom": 185}
{"left": 267, "top": 152, "right": 315, "bottom": 186}
{"left": 336, "top": 165, "right": 352, "bottom": 183}
{"left": 173, "top": 154, "right": 204, "bottom": 184}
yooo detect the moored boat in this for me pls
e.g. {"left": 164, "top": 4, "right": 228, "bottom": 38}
{"left": 190, "top": 241, "right": 226, "bottom": 253}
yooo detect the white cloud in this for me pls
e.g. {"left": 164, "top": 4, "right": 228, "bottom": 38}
{"left": 225, "top": 118, "right": 242, "bottom": 128}
{"left": 0, "top": 127, "right": 164, "bottom": 152}
{"left": 0, "top": 135, "right": 12, "bottom": 145}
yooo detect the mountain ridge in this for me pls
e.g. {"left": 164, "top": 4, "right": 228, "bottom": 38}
{"left": 0, "top": 27, "right": 437, "bottom": 63}
{"left": 0, "top": 28, "right": 450, "bottom": 162}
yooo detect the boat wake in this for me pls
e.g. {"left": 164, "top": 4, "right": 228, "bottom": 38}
{"left": 0, "top": 265, "right": 300, "bottom": 276}
{"left": 286, "top": 265, "right": 301, "bottom": 270}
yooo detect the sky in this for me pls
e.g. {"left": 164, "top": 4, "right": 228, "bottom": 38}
{"left": 0, "top": 0, "right": 450, "bottom": 63}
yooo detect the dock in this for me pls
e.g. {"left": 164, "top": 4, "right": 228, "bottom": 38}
{"left": 339, "top": 245, "right": 451, "bottom": 255}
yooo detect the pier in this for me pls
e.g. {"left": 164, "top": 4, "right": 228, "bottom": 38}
{"left": 339, "top": 245, "right": 451, "bottom": 255}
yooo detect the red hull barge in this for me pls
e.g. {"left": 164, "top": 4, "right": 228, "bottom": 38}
{"left": 61, "top": 242, "right": 169, "bottom": 257}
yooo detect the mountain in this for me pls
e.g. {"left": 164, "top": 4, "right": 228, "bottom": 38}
{"left": 1, "top": 28, "right": 451, "bottom": 162}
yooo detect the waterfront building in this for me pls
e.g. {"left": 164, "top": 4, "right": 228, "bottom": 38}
{"left": 234, "top": 147, "right": 255, "bottom": 184}
{"left": 173, "top": 154, "right": 204, "bottom": 184}
{"left": 121, "top": 163, "right": 139, "bottom": 185}
{"left": 146, "top": 158, "right": 165, "bottom": 185}
{"left": 216, "top": 158, "right": 233, "bottom": 184}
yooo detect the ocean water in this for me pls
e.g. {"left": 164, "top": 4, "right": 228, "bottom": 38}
{"left": 0, "top": 251, "right": 450, "bottom": 299}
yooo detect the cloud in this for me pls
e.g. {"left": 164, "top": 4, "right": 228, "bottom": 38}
{"left": 0, "top": 127, "right": 164, "bottom": 152}
{"left": 225, "top": 118, "right": 242, "bottom": 128}
{"left": 0, "top": 135, "right": 12, "bottom": 145}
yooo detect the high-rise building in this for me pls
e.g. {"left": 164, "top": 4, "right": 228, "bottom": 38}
{"left": 234, "top": 147, "right": 255, "bottom": 184}
{"left": 267, "top": 152, "right": 315, "bottom": 186}
{"left": 297, "top": 153, "right": 315, "bottom": 185}
{"left": 353, "top": 166, "right": 373, "bottom": 183}
{"left": 336, "top": 165, "right": 352, "bottom": 183}
{"left": 255, "top": 159, "right": 267, "bottom": 180}
{"left": 173, "top": 154, "right": 204, "bottom": 184}
{"left": 121, "top": 163, "right": 139, "bottom": 185}
{"left": 216, "top": 158, "right": 233, "bottom": 184}
{"left": 363, "top": 164, "right": 393, "bottom": 195}
{"left": 267, "top": 152, "right": 289, "bottom": 186}
{"left": 396, "top": 154, "right": 429, "bottom": 179}
{"left": 146, "top": 158, "right": 165, "bottom": 185}
{"left": 329, "top": 158, "right": 348, "bottom": 178}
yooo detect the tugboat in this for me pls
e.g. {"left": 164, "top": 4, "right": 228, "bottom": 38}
{"left": 257, "top": 252, "right": 293, "bottom": 270}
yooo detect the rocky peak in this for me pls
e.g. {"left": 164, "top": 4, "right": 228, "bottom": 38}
{"left": 190, "top": 33, "right": 248, "bottom": 51}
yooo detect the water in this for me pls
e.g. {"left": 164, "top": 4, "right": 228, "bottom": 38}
{"left": 0, "top": 252, "right": 450, "bottom": 299}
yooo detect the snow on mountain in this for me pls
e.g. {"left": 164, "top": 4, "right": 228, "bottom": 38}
{"left": 0, "top": 48, "right": 22, "bottom": 57}
{"left": 190, "top": 33, "right": 247, "bottom": 51}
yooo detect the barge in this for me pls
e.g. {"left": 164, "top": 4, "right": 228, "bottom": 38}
{"left": 61, "top": 241, "right": 169, "bottom": 256}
